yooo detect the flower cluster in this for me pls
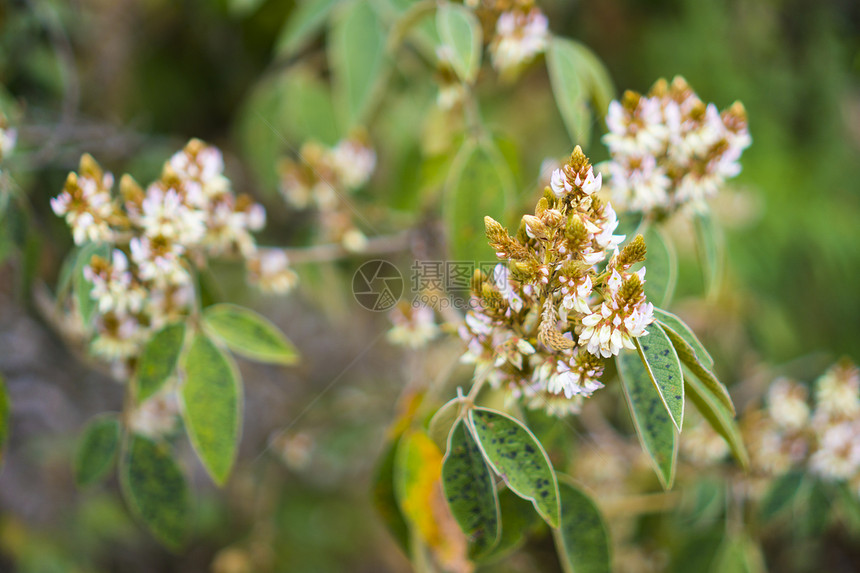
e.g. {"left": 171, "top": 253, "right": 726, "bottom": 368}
{"left": 278, "top": 134, "right": 376, "bottom": 251}
{"left": 488, "top": 4, "right": 549, "bottom": 77}
{"left": 51, "top": 140, "right": 288, "bottom": 376}
{"left": 459, "top": 146, "right": 654, "bottom": 415}
{"left": 604, "top": 76, "right": 751, "bottom": 215}
{"left": 744, "top": 360, "right": 860, "bottom": 494}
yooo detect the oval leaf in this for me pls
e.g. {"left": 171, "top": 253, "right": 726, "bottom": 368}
{"left": 371, "top": 434, "right": 411, "bottom": 555}
{"left": 565, "top": 41, "right": 615, "bottom": 117}
{"left": 393, "top": 430, "right": 446, "bottom": 547}
{"left": 444, "top": 140, "right": 515, "bottom": 265}
{"left": 670, "top": 329, "right": 735, "bottom": 416}
{"left": 547, "top": 36, "right": 591, "bottom": 146}
{"left": 468, "top": 407, "right": 560, "bottom": 528}
{"left": 428, "top": 397, "right": 463, "bottom": 451}
{"left": 437, "top": 3, "right": 482, "bottom": 84}
{"left": 203, "top": 303, "right": 298, "bottom": 365}
{"left": 653, "top": 307, "right": 714, "bottom": 369}
{"left": 120, "top": 434, "right": 189, "bottom": 549}
{"left": 329, "top": 0, "right": 388, "bottom": 127}
{"left": 442, "top": 419, "right": 501, "bottom": 559}
{"left": 554, "top": 478, "right": 611, "bottom": 573}
{"left": 634, "top": 324, "right": 684, "bottom": 432}
{"left": 275, "top": 0, "right": 341, "bottom": 58}
{"left": 478, "top": 487, "right": 540, "bottom": 563}
{"left": 181, "top": 334, "right": 242, "bottom": 486}
{"left": 136, "top": 322, "right": 186, "bottom": 402}
{"left": 75, "top": 413, "right": 121, "bottom": 487}
{"left": 617, "top": 350, "right": 678, "bottom": 489}
{"left": 758, "top": 471, "right": 804, "bottom": 522}
{"left": 642, "top": 227, "right": 677, "bottom": 308}
{"left": 694, "top": 211, "right": 723, "bottom": 297}
{"left": 684, "top": 369, "right": 748, "bottom": 469}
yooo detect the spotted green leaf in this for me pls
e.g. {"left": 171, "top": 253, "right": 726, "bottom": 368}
{"left": 329, "top": 0, "right": 388, "bottom": 127}
{"left": 554, "top": 477, "right": 611, "bottom": 573}
{"left": 442, "top": 419, "right": 501, "bottom": 559}
{"left": 120, "top": 434, "right": 189, "bottom": 550}
{"left": 653, "top": 308, "right": 714, "bottom": 369}
{"left": 275, "top": 0, "right": 341, "bottom": 58}
{"left": 547, "top": 36, "right": 591, "bottom": 147}
{"left": 617, "top": 350, "right": 678, "bottom": 489}
{"left": 181, "top": 334, "right": 242, "bottom": 486}
{"left": 428, "top": 397, "right": 463, "bottom": 451}
{"left": 136, "top": 322, "right": 185, "bottom": 402}
{"left": 634, "top": 324, "right": 684, "bottom": 432}
{"left": 642, "top": 227, "right": 677, "bottom": 308}
{"left": 684, "top": 369, "right": 748, "bottom": 469}
{"left": 202, "top": 304, "right": 298, "bottom": 365}
{"left": 468, "top": 407, "right": 560, "bottom": 528}
{"left": 437, "top": 3, "right": 482, "bottom": 84}
{"left": 478, "top": 487, "right": 540, "bottom": 563}
{"left": 74, "top": 413, "right": 121, "bottom": 487}
{"left": 444, "top": 140, "right": 515, "bottom": 265}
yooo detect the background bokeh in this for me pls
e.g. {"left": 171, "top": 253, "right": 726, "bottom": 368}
{"left": 0, "top": 0, "right": 858, "bottom": 571}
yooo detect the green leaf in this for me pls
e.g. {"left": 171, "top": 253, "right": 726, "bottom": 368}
{"left": 670, "top": 329, "right": 735, "bottom": 416}
{"left": 55, "top": 245, "right": 80, "bottom": 305}
{"left": 547, "top": 36, "right": 592, "bottom": 147}
{"left": 202, "top": 303, "right": 298, "bottom": 365}
{"left": 74, "top": 414, "right": 121, "bottom": 487}
{"left": 694, "top": 211, "right": 723, "bottom": 298}
{"left": 634, "top": 324, "right": 684, "bottom": 432}
{"left": 653, "top": 307, "right": 714, "bottom": 369}
{"left": 428, "top": 397, "right": 462, "bottom": 451}
{"left": 684, "top": 370, "right": 748, "bottom": 469}
{"left": 136, "top": 322, "right": 186, "bottom": 403}
{"left": 280, "top": 67, "right": 341, "bottom": 145}
{"left": 120, "top": 434, "right": 189, "bottom": 550}
{"left": 712, "top": 534, "right": 766, "bottom": 573}
{"left": 554, "top": 478, "right": 611, "bottom": 573}
{"left": 181, "top": 334, "right": 242, "bottom": 486}
{"left": 274, "top": 0, "right": 341, "bottom": 58}
{"left": 478, "top": 487, "right": 539, "bottom": 563}
{"left": 564, "top": 41, "right": 615, "bottom": 117}
{"left": 758, "top": 471, "right": 804, "bottom": 522}
{"left": 74, "top": 242, "right": 110, "bottom": 327}
{"left": 642, "top": 227, "right": 677, "bottom": 308}
{"left": 371, "top": 434, "right": 411, "bottom": 555}
{"left": 617, "top": 350, "right": 678, "bottom": 489}
{"left": 227, "top": 0, "right": 266, "bottom": 17}
{"left": 329, "top": 0, "right": 388, "bottom": 127}
{"left": 444, "top": 140, "right": 515, "bottom": 265}
{"left": 436, "top": 3, "right": 482, "bottom": 84}
{"left": 468, "top": 407, "right": 560, "bottom": 528}
{"left": 384, "top": 0, "right": 438, "bottom": 56}
{"left": 441, "top": 419, "right": 501, "bottom": 559}
{"left": 0, "top": 374, "right": 9, "bottom": 467}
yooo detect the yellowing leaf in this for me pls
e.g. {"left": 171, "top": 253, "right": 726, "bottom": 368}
{"left": 180, "top": 334, "right": 242, "bottom": 486}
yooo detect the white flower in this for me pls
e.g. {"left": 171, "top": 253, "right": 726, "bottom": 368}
{"left": 767, "top": 378, "right": 810, "bottom": 431}
{"left": 493, "top": 264, "right": 524, "bottom": 312}
{"left": 327, "top": 138, "right": 376, "bottom": 190}
{"left": 129, "top": 389, "right": 180, "bottom": 439}
{"left": 814, "top": 364, "right": 860, "bottom": 421}
{"left": 91, "top": 312, "right": 147, "bottom": 360}
{"left": 809, "top": 421, "right": 860, "bottom": 481}
{"left": 0, "top": 126, "right": 16, "bottom": 161}
{"left": 490, "top": 9, "right": 548, "bottom": 75}
{"left": 578, "top": 269, "right": 653, "bottom": 358}
{"left": 387, "top": 304, "right": 439, "bottom": 349}
{"left": 137, "top": 184, "right": 206, "bottom": 244}
{"left": 560, "top": 274, "right": 593, "bottom": 314}
{"left": 130, "top": 235, "right": 190, "bottom": 286}
{"left": 246, "top": 248, "right": 298, "bottom": 294}
{"left": 84, "top": 250, "right": 146, "bottom": 315}
{"left": 546, "top": 356, "right": 605, "bottom": 399}
{"left": 50, "top": 172, "right": 116, "bottom": 245}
